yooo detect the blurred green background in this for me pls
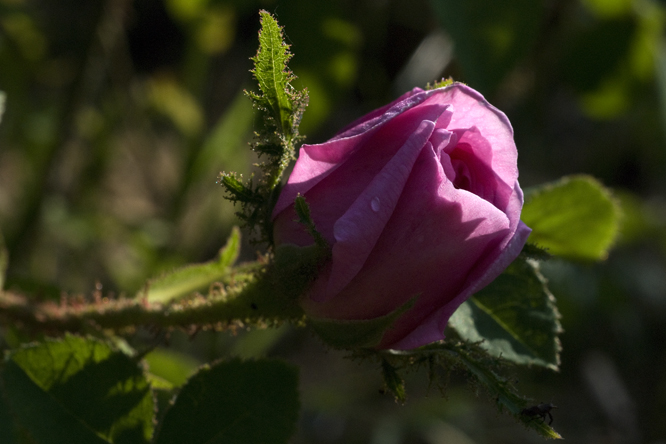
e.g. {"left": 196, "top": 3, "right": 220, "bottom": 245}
{"left": 1, "top": 0, "right": 666, "bottom": 442}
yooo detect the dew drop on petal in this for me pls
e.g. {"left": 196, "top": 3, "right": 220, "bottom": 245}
{"left": 370, "top": 197, "right": 381, "bottom": 212}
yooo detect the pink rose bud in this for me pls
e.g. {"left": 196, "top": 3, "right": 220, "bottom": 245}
{"left": 272, "top": 83, "right": 532, "bottom": 350}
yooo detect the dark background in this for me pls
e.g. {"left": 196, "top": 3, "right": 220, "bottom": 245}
{"left": 1, "top": 0, "right": 666, "bottom": 443}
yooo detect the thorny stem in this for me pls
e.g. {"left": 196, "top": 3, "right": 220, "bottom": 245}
{"left": 0, "top": 263, "right": 305, "bottom": 335}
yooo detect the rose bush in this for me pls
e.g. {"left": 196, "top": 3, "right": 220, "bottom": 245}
{"left": 272, "top": 83, "right": 531, "bottom": 350}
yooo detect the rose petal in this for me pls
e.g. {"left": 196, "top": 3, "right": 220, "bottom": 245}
{"left": 275, "top": 82, "right": 529, "bottom": 351}
{"left": 303, "top": 141, "right": 515, "bottom": 336}
{"left": 430, "top": 84, "right": 518, "bottom": 189}
{"left": 272, "top": 89, "right": 437, "bottom": 218}
{"left": 446, "top": 126, "right": 514, "bottom": 211}
{"left": 273, "top": 101, "right": 452, "bottom": 245}
{"left": 388, "top": 186, "right": 531, "bottom": 350}
{"left": 332, "top": 87, "right": 424, "bottom": 139}
{"left": 317, "top": 120, "right": 437, "bottom": 301}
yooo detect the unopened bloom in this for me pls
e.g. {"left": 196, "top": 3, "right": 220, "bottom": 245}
{"left": 273, "top": 83, "right": 531, "bottom": 349}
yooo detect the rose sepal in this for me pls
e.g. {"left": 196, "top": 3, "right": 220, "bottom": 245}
{"left": 307, "top": 297, "right": 417, "bottom": 349}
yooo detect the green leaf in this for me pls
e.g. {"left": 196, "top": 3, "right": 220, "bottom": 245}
{"left": 144, "top": 348, "right": 201, "bottom": 387}
{"left": 154, "top": 358, "right": 299, "bottom": 444}
{"left": 0, "top": 361, "right": 111, "bottom": 444}
{"left": 441, "top": 344, "right": 562, "bottom": 439}
{"left": 309, "top": 297, "right": 416, "bottom": 349}
{"left": 448, "top": 258, "right": 562, "bottom": 369}
{"left": 521, "top": 175, "right": 621, "bottom": 261}
{"left": 0, "top": 334, "right": 154, "bottom": 444}
{"left": 141, "top": 227, "right": 241, "bottom": 303}
{"left": 429, "top": 0, "right": 543, "bottom": 94}
{"left": 386, "top": 342, "right": 563, "bottom": 439}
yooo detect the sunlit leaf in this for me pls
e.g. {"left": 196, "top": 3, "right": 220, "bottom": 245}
{"left": 521, "top": 175, "right": 621, "bottom": 261}
{"left": 448, "top": 257, "right": 562, "bottom": 369}
{"left": 144, "top": 348, "right": 201, "bottom": 387}
{"left": 0, "top": 334, "right": 154, "bottom": 444}
{"left": 154, "top": 358, "right": 299, "bottom": 444}
{"left": 140, "top": 227, "right": 241, "bottom": 303}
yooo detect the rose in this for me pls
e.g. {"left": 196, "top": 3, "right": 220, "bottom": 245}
{"left": 272, "top": 83, "right": 531, "bottom": 350}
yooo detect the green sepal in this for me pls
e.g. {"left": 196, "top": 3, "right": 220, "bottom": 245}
{"left": 381, "top": 359, "right": 406, "bottom": 403}
{"left": 270, "top": 243, "right": 329, "bottom": 302}
{"left": 522, "top": 175, "right": 621, "bottom": 261}
{"left": 294, "top": 195, "right": 329, "bottom": 250}
{"left": 221, "top": 11, "right": 308, "bottom": 244}
{"left": 247, "top": 10, "right": 308, "bottom": 146}
{"left": 520, "top": 242, "right": 552, "bottom": 262}
{"left": 309, "top": 297, "right": 416, "bottom": 349}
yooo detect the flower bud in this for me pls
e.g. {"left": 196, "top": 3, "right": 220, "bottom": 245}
{"left": 273, "top": 84, "right": 531, "bottom": 349}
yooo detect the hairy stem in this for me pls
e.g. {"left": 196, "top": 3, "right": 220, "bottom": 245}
{"left": 0, "top": 264, "right": 306, "bottom": 335}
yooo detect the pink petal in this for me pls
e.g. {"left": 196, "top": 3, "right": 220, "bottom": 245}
{"left": 388, "top": 186, "right": 531, "bottom": 350}
{"left": 302, "top": 141, "right": 514, "bottom": 334}
{"left": 273, "top": 98, "right": 451, "bottom": 245}
{"left": 318, "top": 120, "right": 437, "bottom": 301}
{"left": 429, "top": 84, "right": 518, "bottom": 189}
{"left": 272, "top": 92, "right": 434, "bottom": 218}
{"left": 445, "top": 126, "right": 514, "bottom": 211}
{"left": 332, "top": 88, "right": 424, "bottom": 139}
